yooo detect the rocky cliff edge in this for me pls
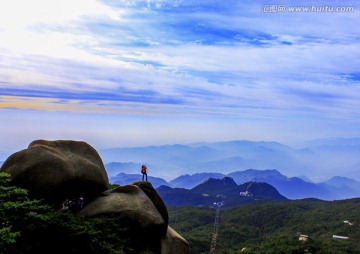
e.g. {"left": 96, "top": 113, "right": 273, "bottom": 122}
{"left": 1, "top": 139, "right": 190, "bottom": 254}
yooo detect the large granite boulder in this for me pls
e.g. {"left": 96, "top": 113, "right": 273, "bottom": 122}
{"left": 132, "top": 180, "right": 169, "bottom": 233}
{"left": 1, "top": 140, "right": 109, "bottom": 205}
{"left": 79, "top": 184, "right": 190, "bottom": 253}
{"left": 78, "top": 185, "right": 166, "bottom": 252}
{"left": 78, "top": 185, "right": 165, "bottom": 228}
{"left": 1, "top": 140, "right": 190, "bottom": 253}
{"left": 161, "top": 226, "right": 190, "bottom": 254}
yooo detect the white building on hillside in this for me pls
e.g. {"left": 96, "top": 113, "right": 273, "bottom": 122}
{"left": 333, "top": 235, "right": 349, "bottom": 240}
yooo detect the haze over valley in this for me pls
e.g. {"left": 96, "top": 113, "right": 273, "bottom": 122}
{"left": 100, "top": 137, "right": 360, "bottom": 182}
{"left": 95, "top": 137, "right": 360, "bottom": 201}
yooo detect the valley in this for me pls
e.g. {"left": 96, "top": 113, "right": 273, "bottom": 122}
{"left": 168, "top": 198, "right": 360, "bottom": 254}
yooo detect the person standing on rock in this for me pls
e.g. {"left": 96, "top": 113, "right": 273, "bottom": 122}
{"left": 141, "top": 165, "right": 148, "bottom": 181}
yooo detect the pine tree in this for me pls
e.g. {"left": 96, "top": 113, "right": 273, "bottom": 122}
{"left": 0, "top": 172, "right": 53, "bottom": 253}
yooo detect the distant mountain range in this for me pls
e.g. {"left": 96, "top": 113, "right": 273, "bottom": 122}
{"left": 111, "top": 173, "right": 170, "bottom": 188}
{"left": 228, "top": 169, "right": 333, "bottom": 200}
{"left": 100, "top": 138, "right": 360, "bottom": 182}
{"left": 169, "top": 172, "right": 226, "bottom": 189}
{"left": 108, "top": 169, "right": 360, "bottom": 200}
{"left": 3, "top": 138, "right": 359, "bottom": 201}
{"left": 105, "top": 162, "right": 142, "bottom": 176}
{"left": 156, "top": 177, "right": 287, "bottom": 207}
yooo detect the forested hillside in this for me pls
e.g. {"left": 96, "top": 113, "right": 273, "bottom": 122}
{"left": 168, "top": 198, "right": 360, "bottom": 254}
{"left": 157, "top": 178, "right": 287, "bottom": 207}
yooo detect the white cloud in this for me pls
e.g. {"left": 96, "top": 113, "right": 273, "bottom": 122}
{"left": 0, "top": 0, "right": 121, "bottom": 29}
{"left": 1, "top": 0, "right": 360, "bottom": 150}
{"left": 0, "top": 0, "right": 123, "bottom": 60}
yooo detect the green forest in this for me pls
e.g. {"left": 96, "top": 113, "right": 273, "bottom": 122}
{"left": 168, "top": 198, "right": 360, "bottom": 254}
{"left": 0, "top": 172, "right": 155, "bottom": 254}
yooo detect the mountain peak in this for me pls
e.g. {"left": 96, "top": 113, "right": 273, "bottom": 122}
{"left": 157, "top": 179, "right": 288, "bottom": 207}
{"left": 203, "top": 176, "right": 237, "bottom": 186}
{"left": 191, "top": 177, "right": 237, "bottom": 195}
{"left": 325, "top": 176, "right": 360, "bottom": 187}
{"left": 238, "top": 181, "right": 287, "bottom": 201}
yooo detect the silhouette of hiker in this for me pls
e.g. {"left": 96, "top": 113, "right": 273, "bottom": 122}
{"left": 141, "top": 164, "right": 148, "bottom": 181}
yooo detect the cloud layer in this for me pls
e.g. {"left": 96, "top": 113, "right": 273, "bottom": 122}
{"left": 1, "top": 0, "right": 360, "bottom": 150}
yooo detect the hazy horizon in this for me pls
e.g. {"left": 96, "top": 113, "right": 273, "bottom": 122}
{"left": 1, "top": 136, "right": 359, "bottom": 159}
{"left": 3, "top": 136, "right": 360, "bottom": 185}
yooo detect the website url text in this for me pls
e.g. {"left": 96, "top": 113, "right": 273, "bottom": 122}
{"left": 262, "top": 5, "right": 355, "bottom": 13}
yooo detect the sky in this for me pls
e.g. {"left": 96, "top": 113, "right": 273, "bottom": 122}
{"left": 1, "top": 0, "right": 360, "bottom": 157}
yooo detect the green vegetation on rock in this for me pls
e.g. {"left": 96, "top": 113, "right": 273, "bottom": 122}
{"left": 0, "top": 172, "right": 153, "bottom": 254}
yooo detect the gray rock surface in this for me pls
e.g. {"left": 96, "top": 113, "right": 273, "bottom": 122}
{"left": 132, "top": 180, "right": 169, "bottom": 234}
{"left": 161, "top": 226, "right": 190, "bottom": 254}
{"left": 78, "top": 185, "right": 165, "bottom": 229}
{"left": 1, "top": 140, "right": 109, "bottom": 204}
{"left": 79, "top": 185, "right": 167, "bottom": 252}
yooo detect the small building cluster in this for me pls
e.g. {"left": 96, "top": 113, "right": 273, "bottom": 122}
{"left": 343, "top": 220, "right": 353, "bottom": 226}
{"left": 298, "top": 234, "right": 309, "bottom": 242}
{"left": 333, "top": 235, "right": 349, "bottom": 240}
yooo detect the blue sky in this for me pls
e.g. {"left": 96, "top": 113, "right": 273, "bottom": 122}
{"left": 1, "top": 0, "right": 360, "bottom": 156}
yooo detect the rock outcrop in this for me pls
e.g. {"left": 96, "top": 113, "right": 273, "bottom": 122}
{"left": 161, "top": 226, "right": 190, "bottom": 254}
{"left": 132, "top": 180, "right": 169, "bottom": 232}
{"left": 1, "top": 140, "right": 190, "bottom": 254}
{"left": 78, "top": 185, "right": 165, "bottom": 232}
{"left": 1, "top": 140, "right": 109, "bottom": 205}
{"left": 78, "top": 185, "right": 167, "bottom": 252}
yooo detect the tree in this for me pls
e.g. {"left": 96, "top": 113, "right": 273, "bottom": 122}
{"left": 0, "top": 172, "right": 146, "bottom": 253}
{"left": 0, "top": 172, "right": 53, "bottom": 253}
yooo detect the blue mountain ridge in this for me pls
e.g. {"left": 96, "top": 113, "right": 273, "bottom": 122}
{"left": 108, "top": 169, "right": 360, "bottom": 200}
{"left": 111, "top": 173, "right": 170, "bottom": 188}
{"left": 156, "top": 177, "right": 287, "bottom": 207}
{"left": 169, "top": 172, "right": 226, "bottom": 188}
{"left": 100, "top": 138, "right": 360, "bottom": 181}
